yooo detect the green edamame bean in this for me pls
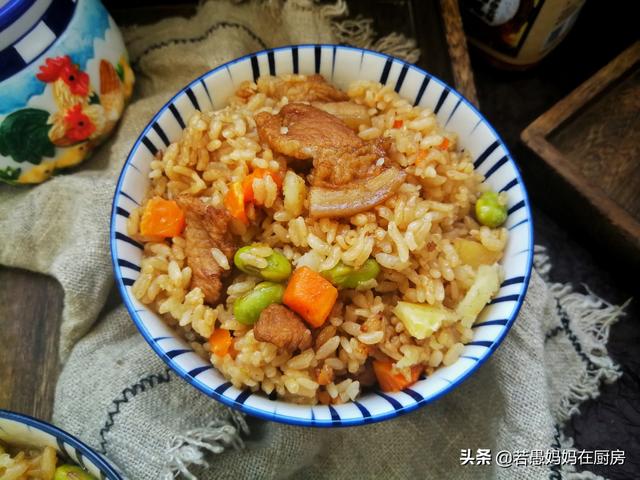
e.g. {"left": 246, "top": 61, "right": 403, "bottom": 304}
{"left": 260, "top": 250, "right": 292, "bottom": 282}
{"left": 233, "top": 281, "right": 285, "bottom": 325}
{"left": 54, "top": 465, "right": 97, "bottom": 480}
{"left": 234, "top": 245, "right": 292, "bottom": 282}
{"left": 343, "top": 259, "right": 381, "bottom": 288}
{"left": 233, "top": 245, "right": 264, "bottom": 276}
{"left": 475, "top": 191, "right": 507, "bottom": 228}
{"left": 322, "top": 259, "right": 381, "bottom": 289}
{"left": 321, "top": 261, "right": 352, "bottom": 287}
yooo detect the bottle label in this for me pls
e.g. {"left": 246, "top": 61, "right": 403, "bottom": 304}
{"left": 463, "top": 0, "right": 586, "bottom": 65}
{"left": 542, "top": 4, "right": 582, "bottom": 51}
{"left": 466, "top": 0, "right": 521, "bottom": 26}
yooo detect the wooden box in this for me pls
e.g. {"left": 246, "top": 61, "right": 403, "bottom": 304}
{"left": 522, "top": 42, "right": 640, "bottom": 261}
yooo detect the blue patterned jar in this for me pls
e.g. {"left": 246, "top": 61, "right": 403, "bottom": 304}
{"left": 0, "top": 0, "right": 133, "bottom": 184}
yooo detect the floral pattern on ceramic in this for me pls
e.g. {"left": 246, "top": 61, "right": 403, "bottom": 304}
{"left": 0, "top": 0, "right": 134, "bottom": 184}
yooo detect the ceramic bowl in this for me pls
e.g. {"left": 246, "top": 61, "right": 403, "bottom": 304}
{"left": 111, "top": 45, "right": 533, "bottom": 427}
{"left": 0, "top": 0, "right": 133, "bottom": 184}
{"left": 0, "top": 409, "right": 122, "bottom": 478}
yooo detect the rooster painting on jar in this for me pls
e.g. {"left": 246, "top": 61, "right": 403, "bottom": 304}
{"left": 0, "top": 0, "right": 134, "bottom": 184}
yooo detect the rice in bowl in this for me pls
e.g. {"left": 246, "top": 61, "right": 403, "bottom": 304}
{"left": 0, "top": 441, "right": 98, "bottom": 479}
{"left": 128, "top": 74, "right": 508, "bottom": 405}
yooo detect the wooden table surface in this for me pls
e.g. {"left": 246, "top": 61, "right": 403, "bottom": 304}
{"left": 0, "top": 269, "right": 63, "bottom": 420}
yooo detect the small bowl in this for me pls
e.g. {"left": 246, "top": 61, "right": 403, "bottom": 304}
{"left": 0, "top": 0, "right": 133, "bottom": 184}
{"left": 111, "top": 45, "right": 533, "bottom": 427}
{"left": 0, "top": 409, "right": 122, "bottom": 478}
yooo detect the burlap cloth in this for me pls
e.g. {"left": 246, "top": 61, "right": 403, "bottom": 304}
{"left": 0, "top": 1, "right": 627, "bottom": 479}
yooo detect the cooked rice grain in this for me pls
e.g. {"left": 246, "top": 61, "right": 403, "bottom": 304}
{"left": 131, "top": 75, "right": 507, "bottom": 404}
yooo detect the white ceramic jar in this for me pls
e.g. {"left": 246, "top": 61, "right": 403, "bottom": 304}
{"left": 0, "top": 0, "right": 133, "bottom": 184}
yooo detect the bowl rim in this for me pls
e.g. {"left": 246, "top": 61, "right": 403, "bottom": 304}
{"left": 0, "top": 0, "right": 36, "bottom": 32}
{"left": 0, "top": 409, "right": 123, "bottom": 479}
{"left": 110, "top": 43, "right": 534, "bottom": 427}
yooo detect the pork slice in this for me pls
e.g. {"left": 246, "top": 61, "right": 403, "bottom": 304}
{"left": 311, "top": 137, "right": 391, "bottom": 186}
{"left": 272, "top": 74, "right": 349, "bottom": 102}
{"left": 254, "top": 304, "right": 312, "bottom": 353}
{"left": 256, "top": 103, "right": 393, "bottom": 187}
{"left": 176, "top": 196, "right": 236, "bottom": 305}
{"left": 312, "top": 101, "right": 371, "bottom": 130}
{"left": 255, "top": 103, "right": 365, "bottom": 160}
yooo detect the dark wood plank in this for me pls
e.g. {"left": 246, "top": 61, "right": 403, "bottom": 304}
{"left": 0, "top": 268, "right": 63, "bottom": 420}
{"left": 105, "top": 0, "right": 479, "bottom": 103}
{"left": 348, "top": 0, "right": 479, "bottom": 103}
{"left": 549, "top": 66, "right": 639, "bottom": 218}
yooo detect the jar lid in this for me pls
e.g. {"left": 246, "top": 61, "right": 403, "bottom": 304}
{"left": 0, "top": 0, "right": 38, "bottom": 32}
{"left": 0, "top": 0, "right": 75, "bottom": 82}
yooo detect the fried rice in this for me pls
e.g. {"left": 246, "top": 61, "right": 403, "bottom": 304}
{"left": 129, "top": 74, "right": 508, "bottom": 405}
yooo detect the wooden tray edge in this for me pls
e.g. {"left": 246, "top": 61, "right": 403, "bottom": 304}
{"left": 521, "top": 41, "right": 640, "bottom": 248}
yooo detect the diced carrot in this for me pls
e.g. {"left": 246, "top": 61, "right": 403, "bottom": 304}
{"left": 317, "top": 370, "right": 331, "bottom": 386}
{"left": 438, "top": 137, "right": 450, "bottom": 150}
{"left": 415, "top": 149, "right": 428, "bottom": 168}
{"left": 373, "top": 360, "right": 422, "bottom": 392}
{"left": 224, "top": 182, "right": 248, "bottom": 224}
{"left": 210, "top": 328, "right": 233, "bottom": 357}
{"left": 283, "top": 266, "right": 338, "bottom": 328}
{"left": 315, "top": 364, "right": 334, "bottom": 386}
{"left": 318, "top": 390, "right": 332, "bottom": 405}
{"left": 139, "top": 197, "right": 185, "bottom": 238}
{"left": 242, "top": 168, "right": 283, "bottom": 204}
{"left": 393, "top": 119, "right": 403, "bottom": 129}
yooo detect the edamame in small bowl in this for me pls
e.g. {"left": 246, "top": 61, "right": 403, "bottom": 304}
{"left": 0, "top": 409, "right": 122, "bottom": 479}
{"left": 111, "top": 45, "right": 533, "bottom": 426}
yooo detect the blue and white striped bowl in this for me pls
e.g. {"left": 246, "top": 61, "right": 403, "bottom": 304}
{"left": 0, "top": 409, "right": 123, "bottom": 479}
{"left": 111, "top": 45, "right": 533, "bottom": 427}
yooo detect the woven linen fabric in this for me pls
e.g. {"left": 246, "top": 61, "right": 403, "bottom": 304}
{"left": 0, "top": 1, "right": 625, "bottom": 479}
